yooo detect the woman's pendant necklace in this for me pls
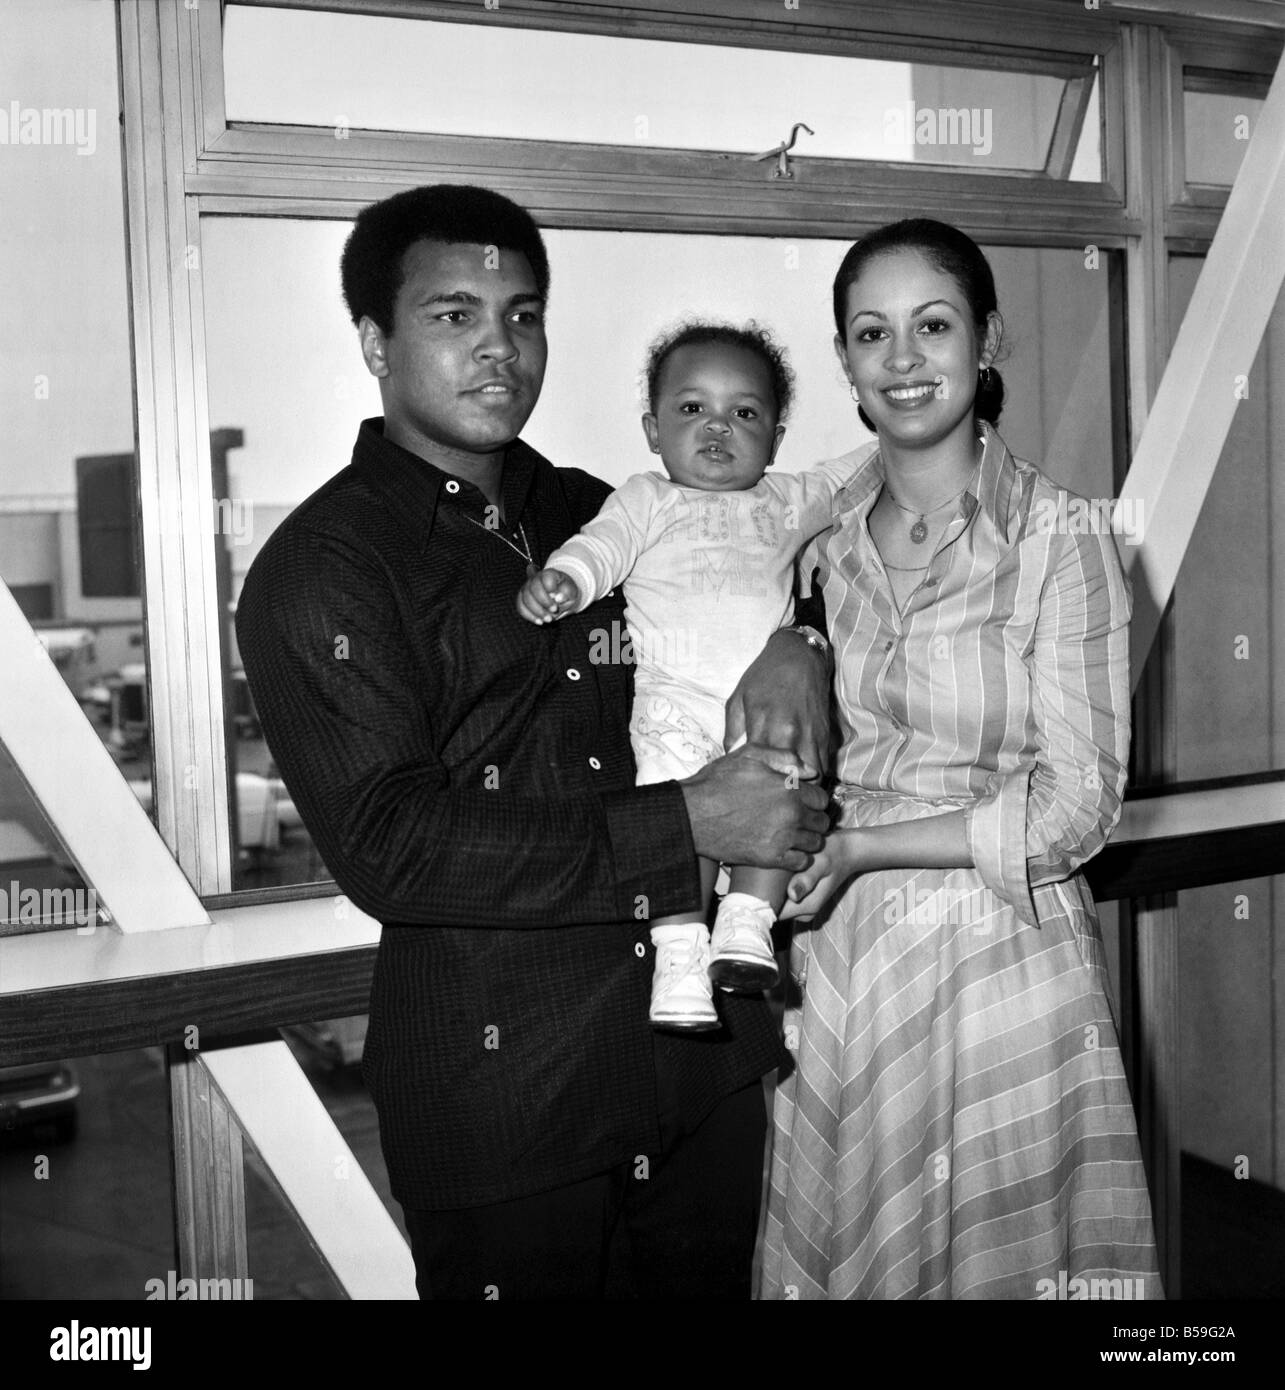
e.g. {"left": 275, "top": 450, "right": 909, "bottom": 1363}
{"left": 885, "top": 463, "right": 979, "bottom": 545}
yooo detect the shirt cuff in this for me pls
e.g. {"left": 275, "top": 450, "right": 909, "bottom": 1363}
{"left": 546, "top": 552, "right": 601, "bottom": 614}
{"left": 966, "top": 768, "right": 1040, "bottom": 929}
{"left": 603, "top": 780, "right": 703, "bottom": 921}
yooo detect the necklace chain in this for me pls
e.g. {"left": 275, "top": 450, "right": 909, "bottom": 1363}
{"left": 883, "top": 461, "right": 979, "bottom": 545}
{"left": 883, "top": 476, "right": 973, "bottom": 520}
{"left": 464, "top": 514, "right": 535, "bottom": 569}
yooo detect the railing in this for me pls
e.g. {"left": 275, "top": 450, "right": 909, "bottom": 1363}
{"left": 5, "top": 773, "right": 1281, "bottom": 1062}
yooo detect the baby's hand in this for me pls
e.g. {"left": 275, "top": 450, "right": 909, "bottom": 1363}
{"left": 517, "top": 568, "right": 581, "bottom": 625}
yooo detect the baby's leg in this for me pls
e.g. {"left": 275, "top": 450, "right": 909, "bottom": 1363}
{"left": 709, "top": 865, "right": 786, "bottom": 994}
{"left": 649, "top": 857, "right": 721, "bottom": 1031}
{"left": 629, "top": 687, "right": 729, "bottom": 1029}
{"left": 726, "top": 865, "right": 790, "bottom": 915}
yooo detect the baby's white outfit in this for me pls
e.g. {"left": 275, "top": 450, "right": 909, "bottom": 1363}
{"left": 547, "top": 459, "right": 857, "bottom": 785}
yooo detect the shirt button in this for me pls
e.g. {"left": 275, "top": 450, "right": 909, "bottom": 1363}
{"left": 444, "top": 480, "right": 460, "bottom": 494}
{"left": 588, "top": 756, "right": 601, "bottom": 770}
{"left": 566, "top": 668, "right": 581, "bottom": 681}
{"left": 885, "top": 639, "right": 895, "bottom": 652}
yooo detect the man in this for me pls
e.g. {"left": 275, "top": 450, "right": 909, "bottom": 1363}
{"left": 236, "top": 185, "right": 831, "bottom": 1299}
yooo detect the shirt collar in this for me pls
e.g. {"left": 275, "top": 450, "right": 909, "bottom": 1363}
{"left": 352, "top": 417, "right": 541, "bottom": 537}
{"left": 834, "top": 419, "right": 1018, "bottom": 544}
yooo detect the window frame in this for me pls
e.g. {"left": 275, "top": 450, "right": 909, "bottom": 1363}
{"left": 118, "top": 0, "right": 1283, "bottom": 897}
{"left": 1170, "top": 54, "right": 1275, "bottom": 216}
{"left": 0, "top": 0, "right": 1262, "bottom": 1301}
{"left": 122, "top": 0, "right": 1166, "bottom": 904}
{"left": 197, "top": 0, "right": 1128, "bottom": 233}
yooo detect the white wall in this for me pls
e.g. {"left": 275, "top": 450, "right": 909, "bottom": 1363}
{"left": 201, "top": 219, "right": 1116, "bottom": 509}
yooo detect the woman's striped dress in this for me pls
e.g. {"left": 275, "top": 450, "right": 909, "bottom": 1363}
{"left": 758, "top": 424, "right": 1161, "bottom": 1300}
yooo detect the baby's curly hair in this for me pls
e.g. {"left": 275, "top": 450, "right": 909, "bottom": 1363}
{"left": 643, "top": 320, "right": 795, "bottom": 423}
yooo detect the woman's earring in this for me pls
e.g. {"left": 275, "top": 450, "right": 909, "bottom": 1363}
{"left": 978, "top": 365, "right": 995, "bottom": 391}
{"left": 850, "top": 386, "right": 876, "bottom": 434}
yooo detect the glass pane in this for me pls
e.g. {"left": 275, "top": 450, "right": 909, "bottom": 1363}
{"left": 0, "top": 1035, "right": 400, "bottom": 1301}
{"left": 223, "top": 3, "right": 1098, "bottom": 177}
{"left": 1167, "top": 258, "right": 1283, "bottom": 781}
{"left": 0, "top": 1047, "right": 174, "bottom": 1298}
{"left": 1184, "top": 84, "right": 1263, "bottom": 186}
{"left": 1178, "top": 877, "right": 1285, "bottom": 1296}
{"left": 0, "top": 742, "right": 106, "bottom": 933}
{"left": 245, "top": 1017, "right": 393, "bottom": 1300}
{"left": 909, "top": 60, "right": 1101, "bottom": 180}
{"left": 1068, "top": 69, "right": 1103, "bottom": 184}
{"left": 280, "top": 1017, "right": 380, "bottom": 1217}
{"left": 203, "top": 216, "right": 1118, "bottom": 891}
{"left": 243, "top": 1130, "right": 343, "bottom": 1300}
{"left": 0, "top": 0, "right": 147, "bottom": 932}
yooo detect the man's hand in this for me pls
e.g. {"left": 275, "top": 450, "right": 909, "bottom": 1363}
{"left": 725, "top": 628, "right": 831, "bottom": 780}
{"left": 680, "top": 744, "right": 830, "bottom": 872}
{"left": 517, "top": 567, "right": 580, "bottom": 625}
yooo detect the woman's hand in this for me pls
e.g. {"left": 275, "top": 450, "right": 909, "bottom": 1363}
{"left": 781, "top": 814, "right": 974, "bottom": 919}
{"left": 780, "top": 829, "right": 862, "bottom": 921}
{"left": 725, "top": 628, "right": 831, "bottom": 780}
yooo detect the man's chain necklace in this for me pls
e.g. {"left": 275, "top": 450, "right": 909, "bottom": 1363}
{"left": 464, "top": 515, "right": 537, "bottom": 574}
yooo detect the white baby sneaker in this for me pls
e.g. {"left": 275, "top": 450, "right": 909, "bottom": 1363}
{"left": 709, "top": 893, "right": 780, "bottom": 993}
{"left": 649, "top": 923, "right": 720, "bottom": 1031}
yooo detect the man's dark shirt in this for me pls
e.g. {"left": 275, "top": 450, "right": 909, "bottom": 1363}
{"left": 235, "top": 419, "right": 787, "bottom": 1210}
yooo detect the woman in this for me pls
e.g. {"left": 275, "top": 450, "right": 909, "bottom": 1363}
{"left": 758, "top": 220, "right": 1161, "bottom": 1299}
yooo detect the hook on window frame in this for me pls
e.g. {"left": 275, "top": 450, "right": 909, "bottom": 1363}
{"left": 750, "top": 122, "right": 815, "bottom": 179}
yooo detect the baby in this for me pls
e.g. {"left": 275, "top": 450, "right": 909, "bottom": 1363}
{"left": 518, "top": 322, "right": 849, "bottom": 1030}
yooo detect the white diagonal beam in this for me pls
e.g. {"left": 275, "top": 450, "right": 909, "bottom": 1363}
{"left": 0, "top": 580, "right": 209, "bottom": 933}
{"left": 1118, "top": 49, "right": 1285, "bottom": 687}
{"left": 200, "top": 1040, "right": 417, "bottom": 1300}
